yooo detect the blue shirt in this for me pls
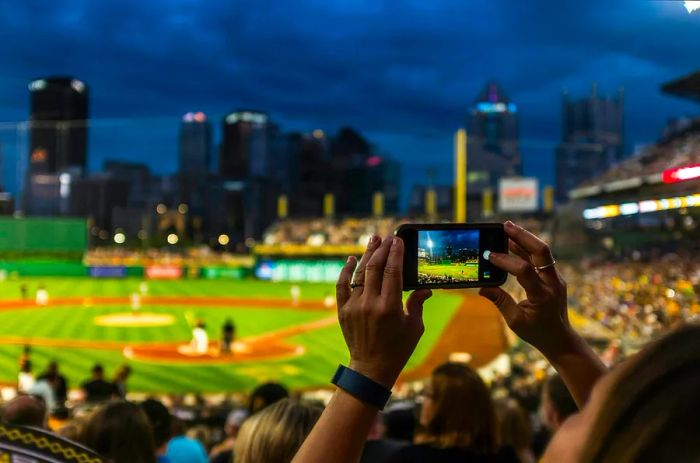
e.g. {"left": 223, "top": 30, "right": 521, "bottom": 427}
{"left": 166, "top": 436, "right": 208, "bottom": 463}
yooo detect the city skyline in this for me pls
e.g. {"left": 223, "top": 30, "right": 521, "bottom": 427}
{"left": 0, "top": 1, "right": 698, "bottom": 204}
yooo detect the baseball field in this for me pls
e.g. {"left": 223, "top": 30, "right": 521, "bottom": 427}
{"left": 0, "top": 277, "right": 508, "bottom": 394}
{"left": 418, "top": 262, "right": 479, "bottom": 282}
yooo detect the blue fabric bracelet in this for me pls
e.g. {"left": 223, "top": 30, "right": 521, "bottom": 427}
{"left": 331, "top": 365, "right": 392, "bottom": 410}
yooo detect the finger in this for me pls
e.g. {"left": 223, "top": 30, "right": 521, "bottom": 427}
{"left": 336, "top": 256, "right": 357, "bottom": 309}
{"left": 351, "top": 235, "right": 381, "bottom": 298}
{"left": 504, "top": 221, "right": 553, "bottom": 267}
{"left": 406, "top": 289, "right": 432, "bottom": 321}
{"left": 509, "top": 240, "right": 531, "bottom": 263}
{"left": 504, "top": 221, "right": 559, "bottom": 286}
{"left": 364, "top": 236, "right": 394, "bottom": 296}
{"left": 381, "top": 237, "right": 404, "bottom": 306}
{"left": 479, "top": 287, "right": 519, "bottom": 325}
{"left": 486, "top": 251, "right": 547, "bottom": 299}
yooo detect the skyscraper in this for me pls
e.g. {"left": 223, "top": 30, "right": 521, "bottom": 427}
{"left": 179, "top": 112, "right": 211, "bottom": 174}
{"left": 465, "top": 81, "right": 520, "bottom": 218}
{"left": 28, "top": 76, "right": 89, "bottom": 174}
{"left": 555, "top": 85, "right": 624, "bottom": 201}
{"left": 219, "top": 110, "right": 269, "bottom": 179}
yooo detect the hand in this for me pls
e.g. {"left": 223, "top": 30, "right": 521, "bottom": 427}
{"left": 479, "top": 221, "right": 573, "bottom": 357}
{"left": 336, "top": 235, "right": 432, "bottom": 388}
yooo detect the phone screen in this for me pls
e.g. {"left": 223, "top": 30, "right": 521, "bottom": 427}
{"left": 417, "top": 229, "right": 481, "bottom": 284}
{"left": 397, "top": 223, "right": 507, "bottom": 290}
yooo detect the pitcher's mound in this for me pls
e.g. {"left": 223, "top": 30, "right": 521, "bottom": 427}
{"left": 94, "top": 312, "right": 175, "bottom": 327}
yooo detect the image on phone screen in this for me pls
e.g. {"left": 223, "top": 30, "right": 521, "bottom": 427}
{"left": 417, "top": 229, "right": 480, "bottom": 284}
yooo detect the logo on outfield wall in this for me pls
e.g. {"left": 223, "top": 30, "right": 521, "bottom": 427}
{"left": 498, "top": 177, "right": 539, "bottom": 212}
{"left": 146, "top": 265, "right": 183, "bottom": 280}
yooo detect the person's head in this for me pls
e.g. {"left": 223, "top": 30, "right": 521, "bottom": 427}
{"left": 495, "top": 398, "right": 532, "bottom": 452}
{"left": 418, "top": 362, "right": 498, "bottom": 452}
{"left": 0, "top": 395, "right": 47, "bottom": 428}
{"left": 248, "top": 382, "right": 289, "bottom": 415}
{"left": 224, "top": 409, "right": 248, "bottom": 438}
{"left": 92, "top": 364, "right": 104, "bottom": 380}
{"left": 114, "top": 364, "right": 132, "bottom": 382}
{"left": 80, "top": 401, "right": 155, "bottom": 463}
{"left": 544, "top": 324, "right": 700, "bottom": 463}
{"left": 140, "top": 399, "right": 172, "bottom": 452}
{"left": 234, "top": 399, "right": 322, "bottom": 463}
{"left": 383, "top": 403, "right": 416, "bottom": 442}
{"left": 541, "top": 373, "right": 578, "bottom": 432}
{"left": 46, "top": 361, "right": 59, "bottom": 375}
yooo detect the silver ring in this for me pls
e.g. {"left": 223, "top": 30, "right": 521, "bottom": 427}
{"left": 534, "top": 260, "right": 556, "bottom": 272}
{"left": 350, "top": 282, "right": 364, "bottom": 289}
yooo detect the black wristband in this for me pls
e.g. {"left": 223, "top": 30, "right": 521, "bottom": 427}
{"left": 331, "top": 365, "right": 392, "bottom": 410}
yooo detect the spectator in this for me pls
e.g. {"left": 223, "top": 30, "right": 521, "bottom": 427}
{"left": 80, "top": 400, "right": 155, "bottom": 463}
{"left": 0, "top": 395, "right": 47, "bottom": 428}
{"left": 165, "top": 417, "right": 207, "bottom": 463}
{"left": 141, "top": 399, "right": 172, "bottom": 463}
{"left": 360, "top": 411, "right": 408, "bottom": 463}
{"left": 209, "top": 409, "right": 248, "bottom": 463}
{"left": 112, "top": 364, "right": 132, "bottom": 399}
{"left": 82, "top": 364, "right": 116, "bottom": 403}
{"left": 235, "top": 398, "right": 322, "bottom": 463}
{"left": 248, "top": 382, "right": 289, "bottom": 415}
{"left": 544, "top": 324, "right": 700, "bottom": 462}
{"left": 495, "top": 399, "right": 535, "bottom": 463}
{"left": 292, "top": 228, "right": 600, "bottom": 463}
{"left": 541, "top": 374, "right": 577, "bottom": 433}
{"left": 383, "top": 403, "right": 416, "bottom": 442}
{"left": 389, "top": 362, "right": 517, "bottom": 462}
{"left": 37, "top": 361, "right": 68, "bottom": 406}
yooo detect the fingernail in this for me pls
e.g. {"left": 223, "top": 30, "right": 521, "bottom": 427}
{"left": 504, "top": 221, "right": 515, "bottom": 229}
{"left": 347, "top": 256, "right": 354, "bottom": 264}
{"left": 483, "top": 250, "right": 491, "bottom": 261}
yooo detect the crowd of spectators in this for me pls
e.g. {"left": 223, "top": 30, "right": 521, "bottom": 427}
{"left": 562, "top": 253, "right": 700, "bottom": 342}
{"left": 84, "top": 247, "right": 254, "bottom": 267}
{"left": 578, "top": 118, "right": 700, "bottom": 188}
{"left": 261, "top": 217, "right": 406, "bottom": 247}
{"left": 5, "top": 236, "right": 700, "bottom": 461}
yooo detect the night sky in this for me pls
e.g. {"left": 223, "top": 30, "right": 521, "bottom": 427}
{"left": 0, "top": 0, "right": 698, "bottom": 206}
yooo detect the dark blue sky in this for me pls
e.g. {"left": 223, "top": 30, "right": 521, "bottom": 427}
{"left": 0, "top": 0, "right": 698, "bottom": 205}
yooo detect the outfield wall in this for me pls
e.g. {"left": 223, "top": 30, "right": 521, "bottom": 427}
{"left": 0, "top": 218, "right": 87, "bottom": 253}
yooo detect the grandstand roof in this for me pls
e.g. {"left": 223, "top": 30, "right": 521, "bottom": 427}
{"left": 662, "top": 70, "right": 700, "bottom": 103}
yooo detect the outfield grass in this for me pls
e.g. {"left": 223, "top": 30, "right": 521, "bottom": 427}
{"left": 0, "top": 278, "right": 462, "bottom": 393}
{"left": 419, "top": 262, "right": 479, "bottom": 282}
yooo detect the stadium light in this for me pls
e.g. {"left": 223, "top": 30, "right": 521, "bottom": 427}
{"left": 113, "top": 232, "right": 126, "bottom": 244}
{"left": 218, "top": 234, "right": 230, "bottom": 246}
{"left": 685, "top": 1, "right": 700, "bottom": 13}
{"left": 156, "top": 203, "right": 167, "bottom": 214}
{"left": 662, "top": 164, "right": 700, "bottom": 183}
{"left": 178, "top": 203, "right": 189, "bottom": 214}
{"left": 167, "top": 233, "right": 179, "bottom": 245}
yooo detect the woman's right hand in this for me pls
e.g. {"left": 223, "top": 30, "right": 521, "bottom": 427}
{"left": 479, "top": 221, "right": 573, "bottom": 357}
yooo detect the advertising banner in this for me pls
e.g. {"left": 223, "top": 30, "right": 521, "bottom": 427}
{"left": 89, "top": 266, "right": 127, "bottom": 278}
{"left": 202, "top": 267, "right": 246, "bottom": 280}
{"left": 145, "top": 265, "right": 183, "bottom": 280}
{"left": 255, "top": 260, "right": 345, "bottom": 283}
{"left": 498, "top": 177, "right": 539, "bottom": 212}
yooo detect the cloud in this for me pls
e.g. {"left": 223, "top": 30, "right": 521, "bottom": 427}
{"left": 0, "top": 0, "right": 697, "bottom": 198}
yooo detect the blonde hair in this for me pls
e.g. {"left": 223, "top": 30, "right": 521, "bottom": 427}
{"left": 234, "top": 399, "right": 323, "bottom": 463}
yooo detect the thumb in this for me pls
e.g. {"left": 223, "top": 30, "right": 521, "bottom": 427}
{"left": 479, "top": 287, "right": 518, "bottom": 322}
{"left": 406, "top": 289, "right": 432, "bottom": 320}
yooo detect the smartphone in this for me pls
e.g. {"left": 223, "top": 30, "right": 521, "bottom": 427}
{"left": 395, "top": 223, "right": 508, "bottom": 290}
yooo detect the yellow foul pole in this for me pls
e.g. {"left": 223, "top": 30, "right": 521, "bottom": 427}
{"left": 454, "top": 129, "right": 467, "bottom": 223}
